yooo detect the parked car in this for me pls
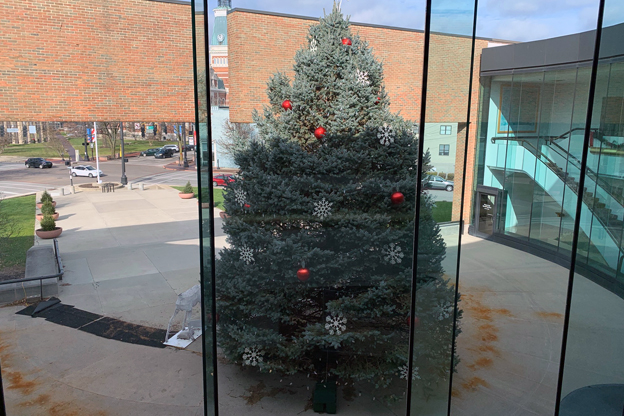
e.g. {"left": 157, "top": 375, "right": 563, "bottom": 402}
{"left": 69, "top": 165, "right": 103, "bottom": 178}
{"left": 162, "top": 144, "right": 179, "bottom": 153}
{"left": 140, "top": 148, "right": 161, "bottom": 157}
{"left": 154, "top": 148, "right": 175, "bottom": 159}
{"left": 213, "top": 174, "right": 235, "bottom": 187}
{"left": 182, "top": 144, "right": 195, "bottom": 152}
{"left": 424, "top": 175, "right": 454, "bottom": 191}
{"left": 25, "top": 158, "right": 53, "bottom": 169}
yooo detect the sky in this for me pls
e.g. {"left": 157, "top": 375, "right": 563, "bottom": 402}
{"left": 199, "top": 0, "right": 624, "bottom": 43}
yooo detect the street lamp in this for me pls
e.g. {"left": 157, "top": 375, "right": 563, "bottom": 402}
{"left": 183, "top": 123, "right": 189, "bottom": 168}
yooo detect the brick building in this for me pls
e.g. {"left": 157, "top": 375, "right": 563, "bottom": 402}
{"left": 226, "top": 9, "right": 511, "bottom": 222}
{"left": 0, "top": 0, "right": 196, "bottom": 123}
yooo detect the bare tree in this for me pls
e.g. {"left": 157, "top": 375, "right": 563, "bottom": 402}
{"left": 216, "top": 120, "right": 256, "bottom": 158}
{"left": 98, "top": 122, "right": 121, "bottom": 159}
{"left": 45, "top": 134, "right": 67, "bottom": 160}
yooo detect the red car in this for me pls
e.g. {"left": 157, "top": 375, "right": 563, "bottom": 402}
{"left": 213, "top": 174, "right": 234, "bottom": 187}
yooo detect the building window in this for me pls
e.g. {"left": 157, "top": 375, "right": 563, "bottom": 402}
{"left": 439, "top": 144, "right": 450, "bottom": 156}
{"left": 440, "top": 125, "right": 452, "bottom": 135}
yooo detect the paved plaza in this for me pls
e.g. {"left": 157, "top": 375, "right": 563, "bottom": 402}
{"left": 0, "top": 188, "right": 622, "bottom": 415}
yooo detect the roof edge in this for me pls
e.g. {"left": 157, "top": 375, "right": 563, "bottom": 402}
{"left": 228, "top": 8, "right": 515, "bottom": 43}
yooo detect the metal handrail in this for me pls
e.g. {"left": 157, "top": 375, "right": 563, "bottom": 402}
{"left": 0, "top": 239, "right": 64, "bottom": 299}
{"left": 491, "top": 136, "right": 624, "bottom": 255}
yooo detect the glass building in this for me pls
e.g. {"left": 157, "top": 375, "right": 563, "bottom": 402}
{"left": 474, "top": 23, "right": 624, "bottom": 288}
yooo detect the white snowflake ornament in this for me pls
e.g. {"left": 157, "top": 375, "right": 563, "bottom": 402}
{"left": 383, "top": 243, "right": 404, "bottom": 264}
{"left": 378, "top": 123, "right": 395, "bottom": 146}
{"left": 310, "top": 38, "right": 318, "bottom": 53}
{"left": 239, "top": 246, "right": 254, "bottom": 265}
{"left": 436, "top": 302, "right": 453, "bottom": 320}
{"left": 325, "top": 313, "right": 347, "bottom": 335}
{"left": 356, "top": 69, "right": 370, "bottom": 86}
{"left": 313, "top": 198, "right": 333, "bottom": 220}
{"left": 399, "top": 364, "right": 421, "bottom": 380}
{"left": 234, "top": 189, "right": 247, "bottom": 206}
{"left": 242, "top": 346, "right": 264, "bottom": 366}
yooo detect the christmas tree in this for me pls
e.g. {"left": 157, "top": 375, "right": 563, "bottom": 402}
{"left": 215, "top": 4, "right": 459, "bottom": 401}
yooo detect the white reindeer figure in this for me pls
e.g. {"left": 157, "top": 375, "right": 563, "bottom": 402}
{"left": 165, "top": 284, "right": 201, "bottom": 343}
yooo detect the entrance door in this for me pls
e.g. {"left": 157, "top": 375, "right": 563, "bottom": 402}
{"left": 476, "top": 192, "right": 497, "bottom": 236}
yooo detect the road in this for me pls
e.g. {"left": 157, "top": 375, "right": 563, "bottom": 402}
{"left": 1, "top": 157, "right": 454, "bottom": 201}
{"left": 0, "top": 156, "right": 198, "bottom": 197}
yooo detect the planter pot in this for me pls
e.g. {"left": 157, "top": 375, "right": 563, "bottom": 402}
{"left": 219, "top": 211, "right": 230, "bottom": 219}
{"left": 37, "top": 201, "right": 56, "bottom": 209}
{"left": 179, "top": 193, "right": 195, "bottom": 199}
{"left": 36, "top": 212, "right": 59, "bottom": 221}
{"left": 201, "top": 203, "right": 211, "bottom": 209}
{"left": 36, "top": 227, "right": 63, "bottom": 239}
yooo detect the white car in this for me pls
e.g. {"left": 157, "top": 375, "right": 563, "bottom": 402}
{"left": 69, "top": 165, "right": 103, "bottom": 178}
{"left": 162, "top": 144, "right": 179, "bottom": 153}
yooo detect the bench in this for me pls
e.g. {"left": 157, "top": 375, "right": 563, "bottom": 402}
{"left": 0, "top": 240, "right": 63, "bottom": 304}
{"left": 102, "top": 183, "right": 115, "bottom": 193}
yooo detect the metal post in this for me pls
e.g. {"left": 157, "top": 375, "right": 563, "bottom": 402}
{"left": 0, "top": 358, "right": 6, "bottom": 416}
{"left": 94, "top": 122, "right": 102, "bottom": 184}
{"left": 84, "top": 123, "right": 89, "bottom": 161}
{"left": 183, "top": 123, "right": 189, "bottom": 168}
{"left": 120, "top": 122, "right": 128, "bottom": 185}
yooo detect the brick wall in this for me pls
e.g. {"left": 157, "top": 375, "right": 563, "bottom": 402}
{"left": 0, "top": 0, "right": 197, "bottom": 122}
{"left": 228, "top": 10, "right": 495, "bottom": 222}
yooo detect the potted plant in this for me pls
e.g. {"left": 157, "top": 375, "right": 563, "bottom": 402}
{"left": 36, "top": 214, "right": 62, "bottom": 239}
{"left": 36, "top": 200, "right": 59, "bottom": 221}
{"left": 36, "top": 190, "right": 56, "bottom": 209}
{"left": 178, "top": 181, "right": 195, "bottom": 199}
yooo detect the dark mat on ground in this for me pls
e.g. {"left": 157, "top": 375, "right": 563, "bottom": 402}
{"left": 80, "top": 316, "right": 167, "bottom": 348}
{"left": 17, "top": 301, "right": 167, "bottom": 348}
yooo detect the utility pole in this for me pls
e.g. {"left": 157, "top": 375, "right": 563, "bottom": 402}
{"left": 120, "top": 122, "right": 127, "bottom": 185}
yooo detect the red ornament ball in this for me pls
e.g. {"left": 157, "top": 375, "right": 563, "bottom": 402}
{"left": 407, "top": 316, "right": 420, "bottom": 327}
{"left": 297, "top": 268, "right": 310, "bottom": 282}
{"left": 281, "top": 99, "right": 292, "bottom": 110}
{"left": 314, "top": 127, "right": 326, "bottom": 139}
{"left": 341, "top": 38, "right": 352, "bottom": 46}
{"left": 375, "top": 97, "right": 381, "bottom": 104}
{"left": 244, "top": 204, "right": 251, "bottom": 208}
{"left": 391, "top": 192, "right": 405, "bottom": 205}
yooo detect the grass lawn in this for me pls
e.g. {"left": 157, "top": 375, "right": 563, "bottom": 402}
{"left": 68, "top": 138, "right": 180, "bottom": 156}
{"left": 172, "top": 186, "right": 225, "bottom": 210}
{"left": 5, "top": 139, "right": 181, "bottom": 159}
{"left": 432, "top": 201, "right": 453, "bottom": 223}
{"left": 2, "top": 143, "right": 59, "bottom": 159}
{"left": 0, "top": 195, "right": 36, "bottom": 280}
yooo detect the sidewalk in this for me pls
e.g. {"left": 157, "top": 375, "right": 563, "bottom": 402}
{"left": 0, "top": 187, "right": 207, "bottom": 415}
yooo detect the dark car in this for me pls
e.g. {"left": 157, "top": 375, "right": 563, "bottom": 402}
{"left": 154, "top": 148, "right": 174, "bottom": 159}
{"left": 141, "top": 148, "right": 161, "bottom": 157}
{"left": 213, "top": 174, "right": 234, "bottom": 187}
{"left": 25, "top": 158, "right": 53, "bottom": 169}
{"left": 182, "top": 144, "right": 195, "bottom": 152}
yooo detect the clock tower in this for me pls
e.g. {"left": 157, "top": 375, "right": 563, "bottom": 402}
{"left": 209, "top": 0, "right": 231, "bottom": 99}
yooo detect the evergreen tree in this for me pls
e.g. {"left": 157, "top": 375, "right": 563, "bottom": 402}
{"left": 215, "top": 4, "right": 458, "bottom": 400}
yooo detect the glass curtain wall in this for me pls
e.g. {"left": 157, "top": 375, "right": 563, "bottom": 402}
{"left": 559, "top": 0, "right": 624, "bottom": 412}
{"left": 192, "top": 0, "right": 484, "bottom": 414}
{"left": 192, "top": 1, "right": 217, "bottom": 415}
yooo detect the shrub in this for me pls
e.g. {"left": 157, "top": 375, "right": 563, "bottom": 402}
{"left": 40, "top": 190, "right": 53, "bottom": 204}
{"left": 41, "top": 200, "right": 55, "bottom": 216}
{"left": 447, "top": 173, "right": 455, "bottom": 180}
{"left": 182, "top": 181, "right": 194, "bottom": 194}
{"left": 39, "top": 214, "right": 56, "bottom": 231}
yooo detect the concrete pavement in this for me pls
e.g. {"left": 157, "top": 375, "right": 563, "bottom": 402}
{"left": 0, "top": 186, "right": 622, "bottom": 415}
